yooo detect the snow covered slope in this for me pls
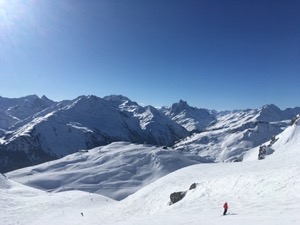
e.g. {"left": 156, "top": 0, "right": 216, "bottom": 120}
{"left": 2, "top": 114, "right": 300, "bottom": 225}
{"left": 0, "top": 95, "right": 189, "bottom": 172}
{"left": 7, "top": 142, "right": 208, "bottom": 200}
{"left": 0, "top": 95, "right": 55, "bottom": 128}
{"left": 0, "top": 173, "right": 115, "bottom": 225}
{"left": 104, "top": 95, "right": 190, "bottom": 145}
{"left": 243, "top": 115, "right": 300, "bottom": 161}
{"left": 174, "top": 105, "right": 295, "bottom": 162}
{"left": 161, "top": 99, "right": 216, "bottom": 132}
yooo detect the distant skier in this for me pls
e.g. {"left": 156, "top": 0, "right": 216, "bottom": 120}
{"left": 223, "top": 202, "right": 228, "bottom": 215}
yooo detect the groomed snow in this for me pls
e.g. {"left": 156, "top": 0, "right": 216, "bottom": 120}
{"left": 1, "top": 120, "right": 300, "bottom": 225}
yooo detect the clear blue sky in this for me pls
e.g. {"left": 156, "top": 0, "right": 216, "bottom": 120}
{"left": 0, "top": 0, "right": 299, "bottom": 110}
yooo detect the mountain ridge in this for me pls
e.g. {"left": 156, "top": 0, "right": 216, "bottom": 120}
{"left": 1, "top": 94, "right": 300, "bottom": 172}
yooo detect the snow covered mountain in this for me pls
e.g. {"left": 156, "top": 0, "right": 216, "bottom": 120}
{"left": 160, "top": 99, "right": 217, "bottom": 132}
{"left": 173, "top": 104, "right": 300, "bottom": 162}
{"left": 0, "top": 95, "right": 55, "bottom": 127}
{"left": 2, "top": 114, "right": 300, "bottom": 225}
{"left": 0, "top": 94, "right": 299, "bottom": 173}
{"left": 103, "top": 95, "right": 190, "bottom": 147}
{"left": 0, "top": 95, "right": 189, "bottom": 172}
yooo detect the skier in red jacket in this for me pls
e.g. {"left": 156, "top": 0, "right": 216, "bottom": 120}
{"left": 223, "top": 202, "right": 228, "bottom": 215}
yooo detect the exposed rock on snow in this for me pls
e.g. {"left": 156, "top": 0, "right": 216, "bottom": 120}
{"left": 170, "top": 191, "right": 187, "bottom": 204}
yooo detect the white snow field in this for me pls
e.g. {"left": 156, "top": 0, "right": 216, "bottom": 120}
{"left": 6, "top": 142, "right": 208, "bottom": 200}
{"left": 1, "top": 119, "right": 300, "bottom": 225}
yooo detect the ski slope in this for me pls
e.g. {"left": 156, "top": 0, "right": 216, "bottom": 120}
{"left": 1, "top": 119, "right": 300, "bottom": 225}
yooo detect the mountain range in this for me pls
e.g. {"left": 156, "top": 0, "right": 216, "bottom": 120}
{"left": 2, "top": 110, "right": 300, "bottom": 225}
{"left": 0, "top": 94, "right": 299, "bottom": 172}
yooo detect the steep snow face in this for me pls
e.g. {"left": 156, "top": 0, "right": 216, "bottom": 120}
{"left": 161, "top": 100, "right": 216, "bottom": 132}
{"left": 138, "top": 106, "right": 190, "bottom": 146}
{"left": 243, "top": 116, "right": 300, "bottom": 161}
{"left": 7, "top": 142, "right": 208, "bottom": 200}
{"left": 104, "top": 95, "right": 190, "bottom": 146}
{"left": 272, "top": 117, "right": 300, "bottom": 155}
{"left": 61, "top": 95, "right": 131, "bottom": 139}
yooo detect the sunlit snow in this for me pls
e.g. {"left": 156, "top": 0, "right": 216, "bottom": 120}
{"left": 1, "top": 119, "right": 300, "bottom": 225}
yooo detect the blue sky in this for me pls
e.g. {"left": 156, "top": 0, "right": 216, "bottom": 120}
{"left": 0, "top": 0, "right": 299, "bottom": 110}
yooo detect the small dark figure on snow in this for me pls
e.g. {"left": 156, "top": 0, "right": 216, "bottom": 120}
{"left": 258, "top": 145, "right": 267, "bottom": 160}
{"left": 81, "top": 212, "right": 84, "bottom": 217}
{"left": 223, "top": 202, "right": 228, "bottom": 215}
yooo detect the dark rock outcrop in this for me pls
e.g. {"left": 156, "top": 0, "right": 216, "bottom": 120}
{"left": 170, "top": 191, "right": 187, "bottom": 204}
{"left": 189, "top": 183, "right": 197, "bottom": 190}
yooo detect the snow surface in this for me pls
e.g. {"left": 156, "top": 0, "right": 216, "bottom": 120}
{"left": 7, "top": 142, "right": 207, "bottom": 200}
{"left": 174, "top": 107, "right": 290, "bottom": 162}
{"left": 2, "top": 120, "right": 300, "bottom": 225}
